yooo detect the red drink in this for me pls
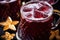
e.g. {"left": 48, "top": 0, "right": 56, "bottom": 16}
{"left": 17, "top": 1, "right": 53, "bottom": 40}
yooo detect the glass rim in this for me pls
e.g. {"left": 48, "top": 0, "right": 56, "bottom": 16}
{"left": 20, "top": 1, "right": 53, "bottom": 22}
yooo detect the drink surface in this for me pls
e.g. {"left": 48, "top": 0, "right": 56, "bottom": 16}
{"left": 21, "top": 1, "right": 53, "bottom": 22}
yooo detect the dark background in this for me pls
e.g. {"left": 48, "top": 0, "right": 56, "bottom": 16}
{"left": 0, "top": 0, "right": 60, "bottom": 40}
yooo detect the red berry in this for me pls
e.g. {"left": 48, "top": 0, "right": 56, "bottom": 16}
{"left": 34, "top": 10, "right": 43, "bottom": 18}
{"left": 38, "top": 5, "right": 49, "bottom": 11}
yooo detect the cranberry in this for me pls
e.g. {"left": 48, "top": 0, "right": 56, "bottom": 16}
{"left": 38, "top": 5, "right": 49, "bottom": 11}
{"left": 34, "top": 10, "right": 43, "bottom": 18}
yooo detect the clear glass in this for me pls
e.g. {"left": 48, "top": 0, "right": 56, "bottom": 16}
{"left": 31, "top": 0, "right": 59, "bottom": 5}
{"left": 16, "top": 1, "right": 53, "bottom": 40}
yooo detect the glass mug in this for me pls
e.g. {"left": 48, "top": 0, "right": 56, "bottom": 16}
{"left": 16, "top": 1, "right": 53, "bottom": 40}
{"left": 0, "top": 0, "right": 21, "bottom": 21}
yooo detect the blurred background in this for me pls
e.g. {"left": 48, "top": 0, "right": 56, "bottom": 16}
{"left": 0, "top": 0, "right": 60, "bottom": 40}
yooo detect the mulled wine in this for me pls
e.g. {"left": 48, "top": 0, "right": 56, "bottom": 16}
{"left": 17, "top": 1, "right": 53, "bottom": 40}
